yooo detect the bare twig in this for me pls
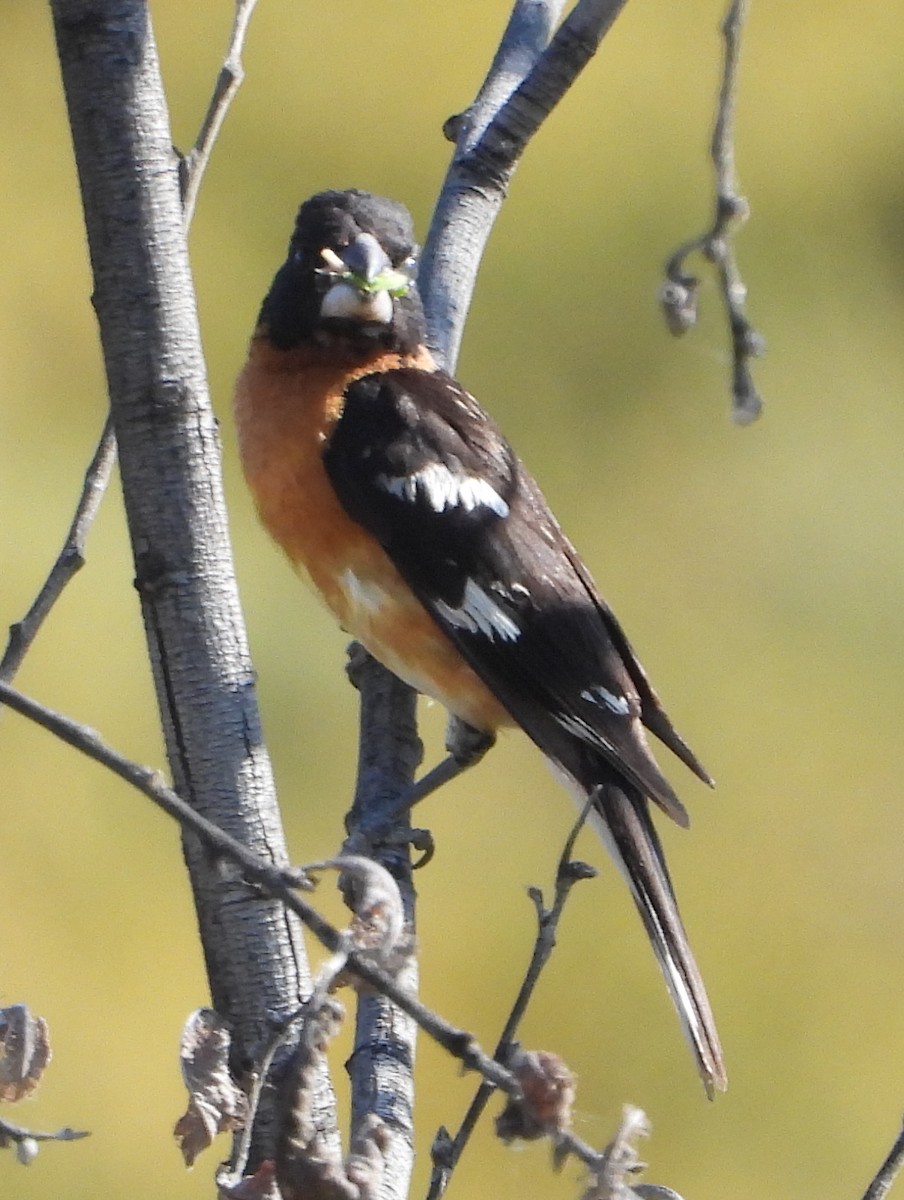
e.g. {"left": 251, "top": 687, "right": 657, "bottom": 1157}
{"left": 9, "top": 0, "right": 255, "bottom": 699}
{"left": 426, "top": 800, "right": 597, "bottom": 1200}
{"left": 499, "top": 798, "right": 597, "bottom": 1040}
{"left": 582, "top": 1105, "right": 651, "bottom": 1200}
{"left": 238, "top": 853, "right": 405, "bottom": 1194}
{"left": 0, "top": 671, "right": 694, "bottom": 1191}
{"left": 0, "top": 1116, "right": 89, "bottom": 1167}
{"left": 661, "top": 0, "right": 763, "bottom": 424}
{"left": 0, "top": 676, "right": 642, "bottom": 1179}
{"left": 0, "top": 418, "right": 116, "bottom": 686}
{"left": 0, "top": 679, "right": 506, "bottom": 1093}
{"left": 862, "top": 1118, "right": 904, "bottom": 1200}
{"left": 225, "top": 993, "right": 346, "bottom": 1196}
{"left": 3, "top": 0, "right": 251, "bottom": 685}
{"left": 0, "top": 679, "right": 299, "bottom": 891}
{"left": 2, "top": 5, "right": 254, "bottom": 693}
{"left": 232, "top": 1006, "right": 304, "bottom": 1184}
{"left": 180, "top": 0, "right": 260, "bottom": 226}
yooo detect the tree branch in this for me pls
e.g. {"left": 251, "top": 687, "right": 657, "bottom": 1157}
{"left": 421, "top": 0, "right": 629, "bottom": 372}
{"left": 343, "top": 647, "right": 422, "bottom": 1200}
{"left": 49, "top": 0, "right": 335, "bottom": 1170}
{"left": 0, "top": 675, "right": 652, "bottom": 1182}
{"left": 0, "top": 1116, "right": 89, "bottom": 1167}
{"left": 179, "top": 0, "right": 259, "bottom": 227}
{"left": 0, "top": 417, "right": 116, "bottom": 687}
{"left": 427, "top": 801, "right": 597, "bottom": 1199}
{"left": 0, "top": 677, "right": 508, "bottom": 1094}
{"left": 862, "top": 1118, "right": 904, "bottom": 1200}
{"left": 660, "top": 0, "right": 763, "bottom": 423}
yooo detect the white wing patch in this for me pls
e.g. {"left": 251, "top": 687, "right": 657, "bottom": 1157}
{"left": 435, "top": 579, "right": 520, "bottom": 642}
{"left": 377, "top": 464, "right": 509, "bottom": 518}
{"left": 580, "top": 685, "right": 632, "bottom": 716}
{"left": 554, "top": 685, "right": 633, "bottom": 747}
{"left": 553, "top": 712, "right": 619, "bottom": 754}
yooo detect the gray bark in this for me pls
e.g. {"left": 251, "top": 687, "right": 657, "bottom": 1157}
{"left": 49, "top": 0, "right": 338, "bottom": 1167}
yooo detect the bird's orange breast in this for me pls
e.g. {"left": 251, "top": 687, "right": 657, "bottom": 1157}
{"left": 234, "top": 336, "right": 511, "bottom": 732}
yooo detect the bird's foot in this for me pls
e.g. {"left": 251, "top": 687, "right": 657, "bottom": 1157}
{"left": 393, "top": 720, "right": 496, "bottom": 812}
{"left": 343, "top": 822, "right": 435, "bottom": 868}
{"left": 345, "top": 721, "right": 495, "bottom": 869}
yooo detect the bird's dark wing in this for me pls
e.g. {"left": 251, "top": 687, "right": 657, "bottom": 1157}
{"left": 323, "top": 366, "right": 708, "bottom": 822}
{"left": 325, "top": 365, "right": 726, "bottom": 1095}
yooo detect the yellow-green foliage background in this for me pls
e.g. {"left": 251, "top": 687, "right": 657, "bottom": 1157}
{"left": 2, "top": 2, "right": 903, "bottom": 1198}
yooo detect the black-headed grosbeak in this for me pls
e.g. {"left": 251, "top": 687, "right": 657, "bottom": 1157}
{"left": 235, "top": 189, "right": 726, "bottom": 1094}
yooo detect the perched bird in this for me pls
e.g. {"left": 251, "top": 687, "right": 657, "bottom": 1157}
{"left": 235, "top": 189, "right": 726, "bottom": 1094}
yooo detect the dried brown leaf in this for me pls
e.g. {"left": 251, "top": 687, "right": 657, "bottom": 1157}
{"left": 0, "top": 1006, "right": 51, "bottom": 1103}
{"left": 307, "top": 856, "right": 406, "bottom": 955}
{"left": 582, "top": 1106, "right": 651, "bottom": 1200}
{"left": 495, "top": 1049, "right": 576, "bottom": 1143}
{"left": 174, "top": 1009, "right": 248, "bottom": 1167}
{"left": 276, "top": 999, "right": 351, "bottom": 1200}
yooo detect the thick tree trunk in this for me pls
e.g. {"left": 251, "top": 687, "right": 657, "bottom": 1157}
{"left": 50, "top": 0, "right": 338, "bottom": 1166}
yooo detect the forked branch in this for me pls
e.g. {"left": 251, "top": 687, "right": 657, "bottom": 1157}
{"left": 423, "top": 0, "right": 631, "bottom": 371}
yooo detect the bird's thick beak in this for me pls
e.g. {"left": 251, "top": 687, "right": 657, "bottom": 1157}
{"left": 319, "top": 233, "right": 411, "bottom": 324}
{"left": 339, "top": 232, "right": 392, "bottom": 284}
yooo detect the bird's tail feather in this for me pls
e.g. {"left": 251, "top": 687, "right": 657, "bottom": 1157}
{"left": 590, "top": 781, "right": 727, "bottom": 1097}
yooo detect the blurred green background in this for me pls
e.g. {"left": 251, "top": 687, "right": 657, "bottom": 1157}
{"left": 2, "top": 1, "right": 904, "bottom": 1198}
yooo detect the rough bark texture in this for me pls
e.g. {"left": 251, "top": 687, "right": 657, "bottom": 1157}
{"left": 345, "top": 649, "right": 422, "bottom": 1200}
{"left": 50, "top": 0, "right": 338, "bottom": 1166}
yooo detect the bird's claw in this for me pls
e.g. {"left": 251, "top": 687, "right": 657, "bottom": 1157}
{"left": 343, "top": 823, "right": 435, "bottom": 868}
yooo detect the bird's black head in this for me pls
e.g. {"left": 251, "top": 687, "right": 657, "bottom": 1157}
{"left": 259, "top": 189, "right": 427, "bottom": 355}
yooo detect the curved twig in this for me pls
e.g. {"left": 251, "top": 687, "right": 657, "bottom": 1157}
{"left": 660, "top": 0, "right": 763, "bottom": 424}
{"left": 0, "top": 1116, "right": 89, "bottom": 1167}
